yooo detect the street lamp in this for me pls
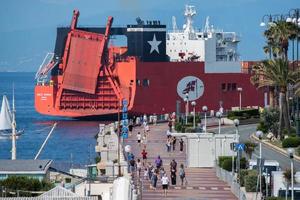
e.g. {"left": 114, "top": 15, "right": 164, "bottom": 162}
{"left": 184, "top": 93, "right": 189, "bottom": 125}
{"left": 216, "top": 111, "right": 222, "bottom": 134}
{"left": 256, "top": 130, "right": 263, "bottom": 198}
{"left": 237, "top": 87, "right": 243, "bottom": 110}
{"left": 191, "top": 101, "right": 196, "bottom": 128}
{"left": 233, "top": 119, "right": 240, "bottom": 141}
{"left": 202, "top": 106, "right": 208, "bottom": 132}
{"left": 287, "top": 148, "right": 295, "bottom": 200}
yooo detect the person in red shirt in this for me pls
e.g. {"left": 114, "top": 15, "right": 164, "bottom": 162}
{"left": 141, "top": 148, "right": 148, "bottom": 166}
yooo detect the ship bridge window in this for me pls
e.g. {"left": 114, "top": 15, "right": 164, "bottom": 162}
{"left": 143, "top": 79, "right": 150, "bottom": 87}
{"left": 136, "top": 80, "right": 141, "bottom": 86}
{"left": 221, "top": 83, "right": 226, "bottom": 91}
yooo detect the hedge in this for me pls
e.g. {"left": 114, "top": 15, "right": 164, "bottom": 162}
{"left": 227, "top": 109, "right": 259, "bottom": 120}
{"left": 282, "top": 137, "right": 300, "bottom": 148}
{"left": 244, "top": 171, "right": 258, "bottom": 192}
{"left": 218, "top": 156, "right": 247, "bottom": 171}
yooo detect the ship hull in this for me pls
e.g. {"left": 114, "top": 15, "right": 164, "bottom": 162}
{"left": 35, "top": 61, "right": 264, "bottom": 118}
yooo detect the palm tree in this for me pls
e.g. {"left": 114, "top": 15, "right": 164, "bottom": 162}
{"left": 264, "top": 20, "right": 300, "bottom": 59}
{"left": 251, "top": 59, "right": 298, "bottom": 137}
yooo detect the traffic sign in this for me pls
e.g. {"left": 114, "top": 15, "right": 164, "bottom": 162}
{"left": 236, "top": 143, "right": 245, "bottom": 151}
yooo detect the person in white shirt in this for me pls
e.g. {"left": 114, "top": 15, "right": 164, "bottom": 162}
{"left": 161, "top": 173, "right": 169, "bottom": 197}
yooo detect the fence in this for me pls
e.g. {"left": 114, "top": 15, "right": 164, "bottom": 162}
{"left": 215, "top": 165, "right": 247, "bottom": 200}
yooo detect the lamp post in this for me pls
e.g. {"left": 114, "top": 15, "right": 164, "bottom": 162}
{"left": 191, "top": 101, "right": 196, "bottom": 128}
{"left": 287, "top": 8, "right": 300, "bottom": 137}
{"left": 202, "top": 106, "right": 208, "bottom": 132}
{"left": 256, "top": 131, "right": 263, "bottom": 198}
{"left": 216, "top": 111, "right": 222, "bottom": 134}
{"left": 287, "top": 148, "right": 295, "bottom": 200}
{"left": 233, "top": 119, "right": 239, "bottom": 177}
{"left": 237, "top": 87, "right": 243, "bottom": 110}
{"left": 184, "top": 93, "right": 189, "bottom": 125}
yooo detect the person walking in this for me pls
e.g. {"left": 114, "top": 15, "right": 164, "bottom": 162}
{"left": 137, "top": 132, "right": 142, "bottom": 146}
{"left": 179, "top": 164, "right": 187, "bottom": 185}
{"left": 129, "top": 158, "right": 136, "bottom": 176}
{"left": 172, "top": 136, "right": 177, "bottom": 151}
{"left": 144, "top": 167, "right": 149, "bottom": 180}
{"left": 151, "top": 169, "right": 158, "bottom": 190}
{"left": 128, "top": 120, "right": 133, "bottom": 136}
{"left": 155, "top": 155, "right": 163, "bottom": 169}
{"left": 170, "top": 159, "right": 177, "bottom": 185}
{"left": 179, "top": 138, "right": 184, "bottom": 153}
{"left": 141, "top": 149, "right": 148, "bottom": 166}
{"left": 161, "top": 173, "right": 169, "bottom": 197}
{"left": 166, "top": 138, "right": 171, "bottom": 152}
{"left": 142, "top": 133, "right": 147, "bottom": 149}
{"left": 136, "top": 158, "right": 142, "bottom": 177}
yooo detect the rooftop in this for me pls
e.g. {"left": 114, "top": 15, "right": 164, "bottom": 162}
{"left": 0, "top": 159, "right": 52, "bottom": 173}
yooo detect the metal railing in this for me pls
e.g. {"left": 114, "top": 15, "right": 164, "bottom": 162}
{"left": 215, "top": 165, "right": 247, "bottom": 200}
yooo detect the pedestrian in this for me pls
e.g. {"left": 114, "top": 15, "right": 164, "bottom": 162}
{"left": 179, "top": 138, "right": 184, "bottom": 153}
{"left": 141, "top": 148, "right": 148, "bottom": 165}
{"left": 136, "top": 158, "right": 142, "bottom": 177}
{"left": 151, "top": 169, "right": 158, "bottom": 190}
{"left": 166, "top": 129, "right": 172, "bottom": 138}
{"left": 170, "top": 167, "right": 176, "bottom": 185}
{"left": 166, "top": 138, "right": 171, "bottom": 152}
{"left": 155, "top": 155, "right": 163, "bottom": 169}
{"left": 148, "top": 163, "right": 154, "bottom": 180}
{"left": 159, "top": 167, "right": 165, "bottom": 179}
{"left": 129, "top": 158, "right": 136, "bottom": 175}
{"left": 172, "top": 136, "right": 177, "bottom": 151}
{"left": 142, "top": 133, "right": 147, "bottom": 149}
{"left": 144, "top": 167, "right": 149, "bottom": 180}
{"left": 168, "top": 119, "right": 172, "bottom": 132}
{"left": 137, "top": 132, "right": 141, "bottom": 146}
{"left": 129, "top": 120, "right": 133, "bottom": 136}
{"left": 145, "top": 124, "right": 150, "bottom": 135}
{"left": 161, "top": 173, "right": 169, "bottom": 197}
{"left": 179, "top": 164, "right": 187, "bottom": 185}
{"left": 170, "top": 159, "right": 177, "bottom": 172}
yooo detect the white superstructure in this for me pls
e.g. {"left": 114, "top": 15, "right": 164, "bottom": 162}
{"left": 166, "top": 5, "right": 241, "bottom": 73}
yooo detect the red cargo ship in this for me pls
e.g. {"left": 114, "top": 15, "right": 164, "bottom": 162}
{"left": 34, "top": 7, "right": 265, "bottom": 118}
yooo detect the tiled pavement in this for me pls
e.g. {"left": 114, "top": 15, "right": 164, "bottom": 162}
{"left": 124, "top": 123, "right": 237, "bottom": 200}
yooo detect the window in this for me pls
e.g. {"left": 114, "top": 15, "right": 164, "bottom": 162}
{"left": 143, "top": 79, "right": 150, "bottom": 87}
{"left": 221, "top": 83, "right": 226, "bottom": 91}
{"left": 232, "top": 83, "right": 237, "bottom": 91}
{"left": 136, "top": 80, "right": 141, "bottom": 86}
{"left": 227, "top": 83, "right": 232, "bottom": 91}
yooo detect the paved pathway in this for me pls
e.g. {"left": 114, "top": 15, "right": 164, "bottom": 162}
{"left": 124, "top": 123, "right": 237, "bottom": 200}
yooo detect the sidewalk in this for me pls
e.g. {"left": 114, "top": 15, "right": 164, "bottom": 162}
{"left": 124, "top": 123, "right": 237, "bottom": 200}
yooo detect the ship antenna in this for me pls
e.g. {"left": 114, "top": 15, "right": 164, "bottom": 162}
{"left": 172, "top": 16, "right": 178, "bottom": 32}
{"left": 204, "top": 16, "right": 210, "bottom": 33}
{"left": 11, "top": 83, "right": 17, "bottom": 160}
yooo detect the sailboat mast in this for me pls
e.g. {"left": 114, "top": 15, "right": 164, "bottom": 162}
{"left": 11, "top": 85, "right": 16, "bottom": 160}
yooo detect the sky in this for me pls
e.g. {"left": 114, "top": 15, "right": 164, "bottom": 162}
{"left": 0, "top": 0, "right": 299, "bottom": 72}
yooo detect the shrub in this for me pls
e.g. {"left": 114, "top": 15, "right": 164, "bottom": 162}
{"left": 185, "top": 127, "right": 196, "bottom": 133}
{"left": 221, "top": 159, "right": 233, "bottom": 171}
{"left": 227, "top": 109, "right": 259, "bottom": 120}
{"left": 282, "top": 137, "right": 300, "bottom": 148}
{"left": 260, "top": 107, "right": 279, "bottom": 135}
{"left": 240, "top": 157, "right": 247, "bottom": 169}
{"left": 218, "top": 156, "right": 232, "bottom": 167}
{"left": 175, "top": 122, "right": 183, "bottom": 132}
{"left": 257, "top": 121, "right": 268, "bottom": 133}
{"left": 239, "top": 169, "right": 249, "bottom": 187}
{"left": 244, "top": 171, "right": 258, "bottom": 192}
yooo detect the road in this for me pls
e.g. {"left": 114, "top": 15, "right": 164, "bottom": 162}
{"left": 208, "top": 124, "right": 300, "bottom": 170}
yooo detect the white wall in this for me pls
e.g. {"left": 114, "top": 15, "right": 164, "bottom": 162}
{"left": 75, "top": 182, "right": 113, "bottom": 200}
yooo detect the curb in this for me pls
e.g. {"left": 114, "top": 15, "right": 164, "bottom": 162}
{"left": 250, "top": 134, "right": 300, "bottom": 162}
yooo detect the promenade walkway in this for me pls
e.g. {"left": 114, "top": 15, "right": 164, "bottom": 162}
{"left": 124, "top": 123, "right": 237, "bottom": 200}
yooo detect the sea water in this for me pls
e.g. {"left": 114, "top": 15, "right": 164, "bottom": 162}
{"left": 0, "top": 72, "right": 101, "bottom": 170}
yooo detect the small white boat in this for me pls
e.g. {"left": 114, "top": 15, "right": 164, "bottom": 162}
{"left": 0, "top": 95, "right": 23, "bottom": 139}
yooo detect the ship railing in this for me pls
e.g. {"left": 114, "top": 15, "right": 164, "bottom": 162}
{"left": 35, "top": 53, "right": 59, "bottom": 83}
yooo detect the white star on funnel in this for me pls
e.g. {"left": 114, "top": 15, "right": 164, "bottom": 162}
{"left": 147, "top": 34, "right": 162, "bottom": 54}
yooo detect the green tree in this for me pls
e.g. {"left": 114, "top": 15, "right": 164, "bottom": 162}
{"left": 244, "top": 141, "right": 257, "bottom": 159}
{"left": 251, "top": 59, "right": 298, "bottom": 137}
{"left": 283, "top": 168, "right": 296, "bottom": 199}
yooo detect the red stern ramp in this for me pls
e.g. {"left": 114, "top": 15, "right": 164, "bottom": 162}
{"left": 63, "top": 31, "right": 104, "bottom": 94}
